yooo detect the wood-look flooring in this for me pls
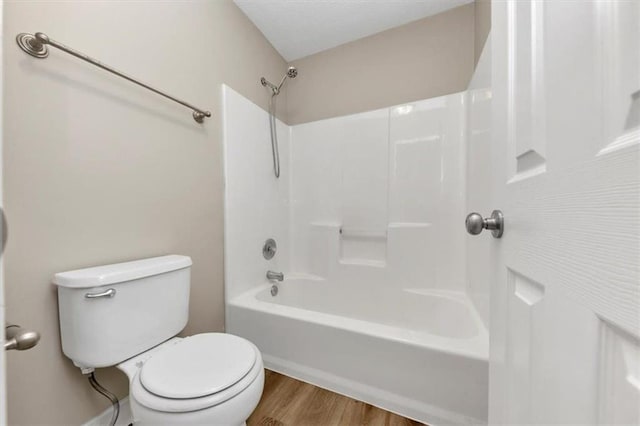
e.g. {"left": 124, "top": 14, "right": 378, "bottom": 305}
{"left": 248, "top": 370, "right": 425, "bottom": 426}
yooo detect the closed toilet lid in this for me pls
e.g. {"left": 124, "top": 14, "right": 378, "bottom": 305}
{"left": 140, "top": 333, "right": 256, "bottom": 399}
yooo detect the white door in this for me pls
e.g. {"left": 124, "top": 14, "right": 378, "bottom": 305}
{"left": 488, "top": 1, "right": 640, "bottom": 424}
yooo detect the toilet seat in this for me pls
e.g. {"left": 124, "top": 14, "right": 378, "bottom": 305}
{"left": 140, "top": 333, "right": 256, "bottom": 399}
{"left": 131, "top": 333, "right": 262, "bottom": 413}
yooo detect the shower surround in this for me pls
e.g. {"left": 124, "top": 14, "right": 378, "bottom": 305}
{"left": 222, "top": 85, "right": 488, "bottom": 425}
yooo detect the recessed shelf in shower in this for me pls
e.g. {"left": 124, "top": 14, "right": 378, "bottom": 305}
{"left": 339, "top": 226, "right": 387, "bottom": 267}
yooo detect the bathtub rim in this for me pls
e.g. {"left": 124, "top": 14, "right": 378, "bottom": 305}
{"left": 229, "top": 283, "right": 489, "bottom": 362}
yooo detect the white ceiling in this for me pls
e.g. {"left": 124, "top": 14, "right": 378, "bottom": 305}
{"left": 234, "top": 0, "right": 474, "bottom": 61}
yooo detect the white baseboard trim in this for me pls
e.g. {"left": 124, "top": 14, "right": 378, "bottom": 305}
{"left": 82, "top": 397, "right": 133, "bottom": 426}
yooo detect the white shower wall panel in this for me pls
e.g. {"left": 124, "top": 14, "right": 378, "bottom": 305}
{"left": 291, "top": 93, "right": 467, "bottom": 291}
{"left": 289, "top": 110, "right": 390, "bottom": 276}
{"left": 339, "top": 110, "right": 389, "bottom": 233}
{"left": 222, "top": 85, "right": 290, "bottom": 300}
{"left": 289, "top": 119, "right": 342, "bottom": 277}
{"left": 388, "top": 95, "right": 467, "bottom": 291}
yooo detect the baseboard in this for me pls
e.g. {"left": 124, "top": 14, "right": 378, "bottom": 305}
{"left": 82, "top": 397, "right": 133, "bottom": 426}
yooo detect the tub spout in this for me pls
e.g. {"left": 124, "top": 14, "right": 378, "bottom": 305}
{"left": 266, "top": 270, "right": 284, "bottom": 281}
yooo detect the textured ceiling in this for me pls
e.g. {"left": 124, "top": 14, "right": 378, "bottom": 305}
{"left": 234, "top": 0, "right": 474, "bottom": 61}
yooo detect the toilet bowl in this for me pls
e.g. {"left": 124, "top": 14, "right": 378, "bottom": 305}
{"left": 52, "top": 255, "right": 264, "bottom": 425}
{"left": 119, "top": 333, "right": 264, "bottom": 425}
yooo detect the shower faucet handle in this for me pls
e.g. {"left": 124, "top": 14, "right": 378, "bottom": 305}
{"left": 263, "top": 239, "right": 277, "bottom": 260}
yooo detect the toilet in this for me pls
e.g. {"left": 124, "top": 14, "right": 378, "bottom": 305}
{"left": 53, "top": 255, "right": 264, "bottom": 425}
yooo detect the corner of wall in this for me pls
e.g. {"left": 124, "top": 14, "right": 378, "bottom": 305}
{"left": 473, "top": 0, "right": 492, "bottom": 70}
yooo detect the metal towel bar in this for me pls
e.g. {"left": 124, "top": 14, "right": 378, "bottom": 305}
{"left": 16, "top": 32, "right": 212, "bottom": 123}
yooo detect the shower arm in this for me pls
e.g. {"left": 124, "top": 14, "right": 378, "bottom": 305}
{"left": 275, "top": 74, "right": 289, "bottom": 92}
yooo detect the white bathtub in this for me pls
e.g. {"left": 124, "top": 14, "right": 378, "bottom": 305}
{"left": 227, "top": 278, "right": 488, "bottom": 425}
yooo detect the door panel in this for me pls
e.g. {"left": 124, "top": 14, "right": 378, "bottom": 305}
{"left": 507, "top": 277, "right": 600, "bottom": 424}
{"left": 509, "top": 0, "right": 546, "bottom": 181}
{"left": 599, "top": 324, "right": 640, "bottom": 424}
{"left": 490, "top": 1, "right": 640, "bottom": 424}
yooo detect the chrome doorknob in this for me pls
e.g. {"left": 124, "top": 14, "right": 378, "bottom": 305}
{"left": 4, "top": 324, "right": 40, "bottom": 351}
{"left": 465, "top": 210, "right": 504, "bottom": 238}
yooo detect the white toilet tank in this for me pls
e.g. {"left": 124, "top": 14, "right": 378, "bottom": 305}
{"left": 53, "top": 255, "right": 192, "bottom": 370}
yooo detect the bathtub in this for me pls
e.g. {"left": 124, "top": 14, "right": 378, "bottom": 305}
{"left": 226, "top": 277, "right": 488, "bottom": 425}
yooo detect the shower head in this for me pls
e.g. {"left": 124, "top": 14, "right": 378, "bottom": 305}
{"left": 276, "top": 66, "right": 298, "bottom": 92}
{"left": 286, "top": 66, "right": 298, "bottom": 78}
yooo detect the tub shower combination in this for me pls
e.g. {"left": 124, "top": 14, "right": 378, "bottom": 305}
{"left": 222, "top": 84, "right": 489, "bottom": 424}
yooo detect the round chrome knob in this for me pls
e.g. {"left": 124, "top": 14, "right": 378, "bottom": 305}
{"left": 465, "top": 213, "right": 485, "bottom": 235}
{"left": 465, "top": 210, "right": 504, "bottom": 238}
{"left": 4, "top": 324, "right": 40, "bottom": 351}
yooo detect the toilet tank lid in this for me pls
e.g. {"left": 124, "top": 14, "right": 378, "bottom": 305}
{"left": 52, "top": 255, "right": 192, "bottom": 288}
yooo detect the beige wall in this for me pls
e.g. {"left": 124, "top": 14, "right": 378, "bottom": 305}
{"left": 286, "top": 3, "right": 475, "bottom": 125}
{"left": 3, "top": 1, "right": 286, "bottom": 424}
{"left": 474, "top": 0, "right": 492, "bottom": 66}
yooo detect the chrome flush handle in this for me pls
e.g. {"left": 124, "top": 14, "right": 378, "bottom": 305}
{"left": 84, "top": 288, "right": 116, "bottom": 299}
